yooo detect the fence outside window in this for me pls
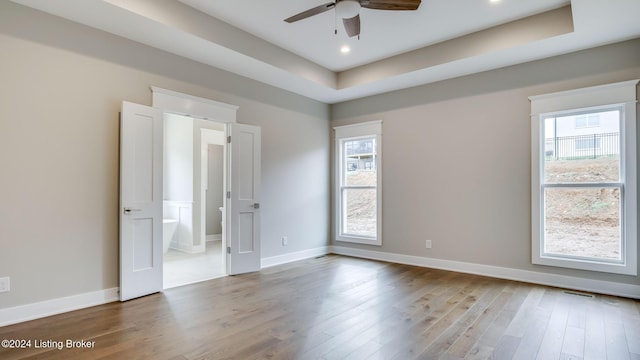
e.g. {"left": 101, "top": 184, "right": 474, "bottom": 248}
{"left": 545, "top": 132, "right": 619, "bottom": 160}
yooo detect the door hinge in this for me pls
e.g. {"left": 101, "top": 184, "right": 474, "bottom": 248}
{"left": 227, "top": 191, "right": 231, "bottom": 199}
{"left": 227, "top": 136, "right": 231, "bottom": 143}
{"left": 227, "top": 246, "right": 231, "bottom": 254}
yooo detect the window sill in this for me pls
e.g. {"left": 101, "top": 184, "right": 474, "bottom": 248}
{"left": 336, "top": 236, "right": 382, "bottom": 246}
{"left": 533, "top": 254, "right": 637, "bottom": 276}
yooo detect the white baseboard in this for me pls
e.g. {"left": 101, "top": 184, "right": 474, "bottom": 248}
{"left": 1, "top": 246, "right": 329, "bottom": 327}
{"left": 330, "top": 246, "right": 640, "bottom": 299}
{"left": 206, "top": 234, "right": 222, "bottom": 242}
{"left": 4, "top": 245, "right": 637, "bottom": 328}
{"left": 0, "top": 287, "right": 119, "bottom": 327}
{"left": 261, "top": 246, "right": 330, "bottom": 269}
{"left": 170, "top": 242, "right": 205, "bottom": 254}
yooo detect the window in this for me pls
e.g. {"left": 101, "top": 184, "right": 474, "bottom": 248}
{"left": 530, "top": 80, "right": 638, "bottom": 275}
{"left": 334, "top": 121, "right": 382, "bottom": 245}
{"left": 575, "top": 114, "right": 600, "bottom": 128}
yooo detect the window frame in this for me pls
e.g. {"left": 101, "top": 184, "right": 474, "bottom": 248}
{"left": 530, "top": 80, "right": 638, "bottom": 275}
{"left": 334, "top": 121, "right": 382, "bottom": 246}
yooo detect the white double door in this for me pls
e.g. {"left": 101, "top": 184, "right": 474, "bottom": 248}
{"left": 119, "top": 102, "right": 261, "bottom": 301}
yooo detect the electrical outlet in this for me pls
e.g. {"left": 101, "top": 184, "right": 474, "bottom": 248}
{"left": 0, "top": 277, "right": 10, "bottom": 293}
{"left": 282, "top": 236, "right": 288, "bottom": 246}
{"left": 425, "top": 240, "right": 432, "bottom": 249}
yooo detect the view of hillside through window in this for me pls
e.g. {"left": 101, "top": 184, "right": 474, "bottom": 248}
{"left": 543, "top": 109, "right": 622, "bottom": 261}
{"left": 342, "top": 138, "right": 377, "bottom": 237}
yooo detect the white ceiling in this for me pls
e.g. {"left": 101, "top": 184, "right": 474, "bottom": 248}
{"left": 11, "top": 0, "right": 640, "bottom": 104}
{"left": 181, "top": 0, "right": 568, "bottom": 72}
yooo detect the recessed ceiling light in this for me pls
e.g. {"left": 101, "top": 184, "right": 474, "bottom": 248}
{"left": 340, "top": 45, "right": 351, "bottom": 54}
{"left": 490, "top": 0, "right": 501, "bottom": 3}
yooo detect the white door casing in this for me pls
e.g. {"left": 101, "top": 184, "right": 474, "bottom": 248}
{"left": 122, "top": 88, "right": 261, "bottom": 285}
{"left": 119, "top": 102, "right": 163, "bottom": 301}
{"left": 227, "top": 123, "right": 261, "bottom": 275}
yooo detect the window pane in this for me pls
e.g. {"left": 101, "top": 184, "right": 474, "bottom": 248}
{"left": 343, "top": 138, "right": 376, "bottom": 186}
{"left": 345, "top": 168, "right": 377, "bottom": 187}
{"left": 342, "top": 188, "right": 376, "bottom": 237}
{"left": 544, "top": 110, "right": 620, "bottom": 183}
{"left": 574, "top": 137, "right": 600, "bottom": 150}
{"left": 544, "top": 187, "right": 621, "bottom": 261}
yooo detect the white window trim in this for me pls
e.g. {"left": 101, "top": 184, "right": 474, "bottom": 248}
{"left": 334, "top": 121, "right": 382, "bottom": 246}
{"left": 530, "top": 80, "right": 638, "bottom": 275}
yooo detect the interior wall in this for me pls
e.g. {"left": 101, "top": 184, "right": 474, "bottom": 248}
{"left": 331, "top": 38, "right": 640, "bottom": 287}
{"left": 192, "top": 120, "right": 224, "bottom": 248}
{"left": 164, "top": 113, "right": 194, "bottom": 202}
{"left": 206, "top": 145, "right": 224, "bottom": 236}
{"left": 0, "top": 2, "right": 330, "bottom": 309}
{"left": 240, "top": 102, "right": 331, "bottom": 259}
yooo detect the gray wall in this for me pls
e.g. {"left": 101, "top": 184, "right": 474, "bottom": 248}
{"left": 0, "top": 2, "right": 330, "bottom": 309}
{"left": 331, "top": 38, "right": 640, "bottom": 287}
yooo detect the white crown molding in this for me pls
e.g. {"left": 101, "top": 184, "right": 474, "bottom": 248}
{"left": 151, "top": 86, "right": 238, "bottom": 122}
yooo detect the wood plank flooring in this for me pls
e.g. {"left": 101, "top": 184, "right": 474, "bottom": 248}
{"left": 1, "top": 255, "right": 639, "bottom": 359}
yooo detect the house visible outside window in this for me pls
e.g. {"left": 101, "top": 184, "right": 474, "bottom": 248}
{"left": 530, "top": 80, "right": 638, "bottom": 275}
{"left": 575, "top": 114, "right": 600, "bottom": 128}
{"left": 334, "top": 121, "right": 382, "bottom": 245}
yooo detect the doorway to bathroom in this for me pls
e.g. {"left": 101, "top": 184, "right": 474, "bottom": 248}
{"left": 162, "top": 114, "right": 226, "bottom": 289}
{"left": 118, "top": 88, "right": 262, "bottom": 300}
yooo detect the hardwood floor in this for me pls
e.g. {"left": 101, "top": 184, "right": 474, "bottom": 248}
{"left": 1, "top": 255, "right": 639, "bottom": 359}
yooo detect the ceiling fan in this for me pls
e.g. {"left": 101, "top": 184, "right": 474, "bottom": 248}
{"left": 284, "top": 0, "right": 422, "bottom": 38}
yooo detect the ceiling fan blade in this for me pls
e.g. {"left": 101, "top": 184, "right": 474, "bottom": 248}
{"left": 361, "top": 0, "right": 421, "bottom": 11}
{"left": 342, "top": 14, "right": 361, "bottom": 38}
{"left": 284, "top": 2, "right": 336, "bottom": 23}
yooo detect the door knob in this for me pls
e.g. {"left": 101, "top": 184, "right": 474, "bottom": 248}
{"left": 123, "top": 208, "right": 142, "bottom": 214}
{"left": 252, "top": 203, "right": 260, "bottom": 209}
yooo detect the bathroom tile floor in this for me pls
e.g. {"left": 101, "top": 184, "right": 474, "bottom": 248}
{"left": 163, "top": 241, "right": 225, "bottom": 289}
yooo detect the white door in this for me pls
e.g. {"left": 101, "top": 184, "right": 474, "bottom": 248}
{"left": 227, "top": 123, "right": 261, "bottom": 275}
{"left": 119, "top": 102, "right": 163, "bottom": 301}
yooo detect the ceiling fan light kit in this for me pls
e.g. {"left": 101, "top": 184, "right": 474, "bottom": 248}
{"left": 284, "top": 0, "right": 421, "bottom": 38}
{"left": 336, "top": 0, "right": 361, "bottom": 18}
